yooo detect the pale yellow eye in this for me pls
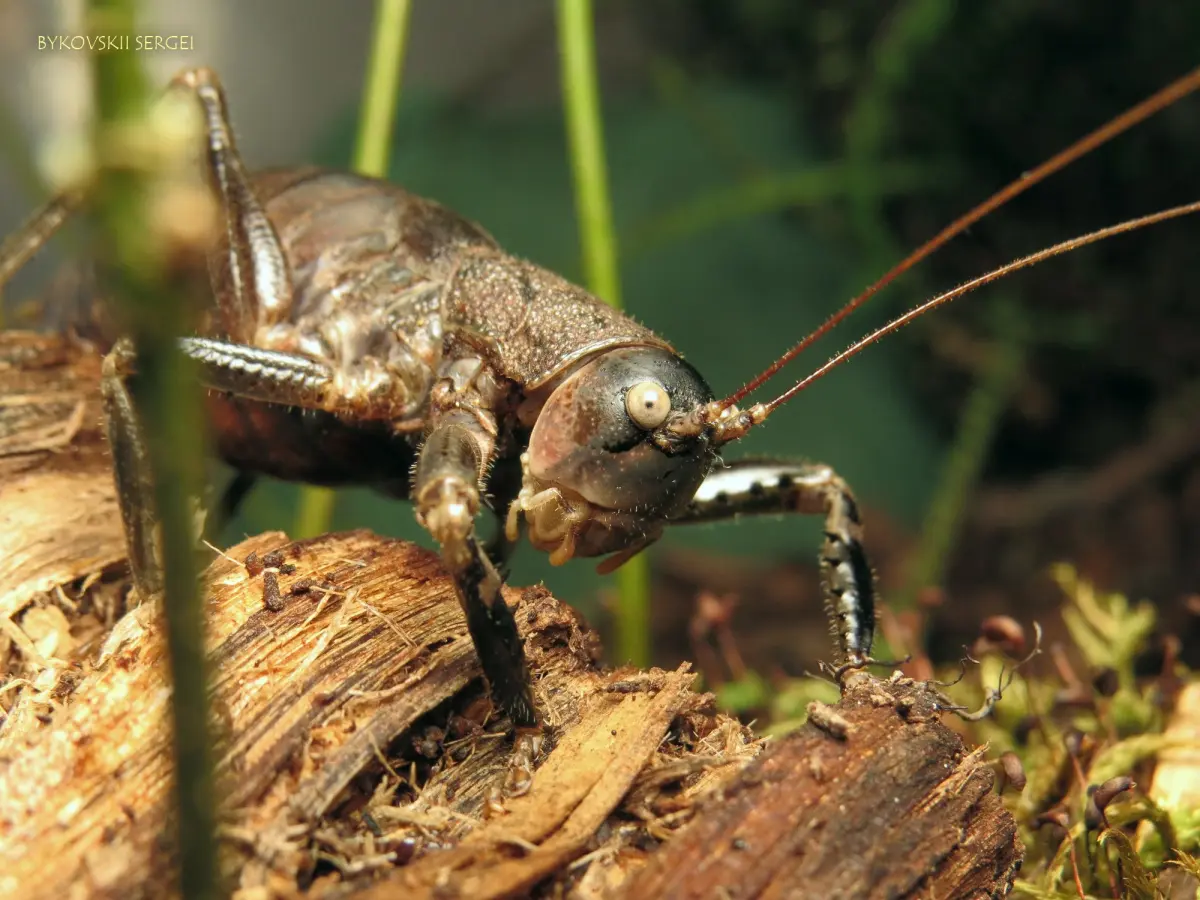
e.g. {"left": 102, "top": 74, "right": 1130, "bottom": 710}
{"left": 625, "top": 381, "right": 671, "bottom": 429}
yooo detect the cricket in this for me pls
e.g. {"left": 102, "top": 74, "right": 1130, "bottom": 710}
{"left": 2, "top": 10, "right": 1199, "bottom": 894}
{"left": 4, "top": 64, "right": 1195, "bottom": 729}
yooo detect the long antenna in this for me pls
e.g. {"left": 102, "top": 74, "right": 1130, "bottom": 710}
{"left": 759, "top": 199, "right": 1200, "bottom": 414}
{"left": 720, "top": 65, "right": 1200, "bottom": 410}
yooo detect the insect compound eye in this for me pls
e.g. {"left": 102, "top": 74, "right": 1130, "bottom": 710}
{"left": 625, "top": 380, "right": 671, "bottom": 430}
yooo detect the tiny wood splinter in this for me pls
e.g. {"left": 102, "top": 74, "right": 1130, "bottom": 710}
{"left": 2, "top": 65, "right": 1198, "bottom": 772}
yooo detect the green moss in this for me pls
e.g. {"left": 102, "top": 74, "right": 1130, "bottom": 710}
{"left": 725, "top": 563, "right": 1198, "bottom": 897}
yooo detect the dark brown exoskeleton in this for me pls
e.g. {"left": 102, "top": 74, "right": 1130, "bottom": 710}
{"left": 0, "top": 69, "right": 874, "bottom": 734}
{"left": 4, "top": 67, "right": 1200, "bottom": 748}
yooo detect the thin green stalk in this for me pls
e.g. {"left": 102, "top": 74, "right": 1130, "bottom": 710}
{"left": 293, "top": 0, "right": 412, "bottom": 540}
{"left": 293, "top": 485, "right": 338, "bottom": 539}
{"left": 556, "top": 0, "right": 649, "bottom": 667}
{"left": 355, "top": 0, "right": 413, "bottom": 177}
{"left": 557, "top": 0, "right": 621, "bottom": 303}
{"left": 88, "top": 1, "right": 217, "bottom": 897}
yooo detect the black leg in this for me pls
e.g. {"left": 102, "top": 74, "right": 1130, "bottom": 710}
{"left": 482, "top": 516, "right": 520, "bottom": 581}
{"left": 413, "top": 410, "right": 537, "bottom": 727}
{"left": 670, "top": 459, "right": 877, "bottom": 664}
{"left": 482, "top": 458, "right": 524, "bottom": 580}
{"left": 205, "top": 470, "right": 258, "bottom": 542}
{"left": 459, "top": 533, "right": 535, "bottom": 723}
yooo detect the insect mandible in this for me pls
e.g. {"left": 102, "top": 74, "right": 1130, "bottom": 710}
{"left": 3, "top": 66, "right": 1199, "bottom": 748}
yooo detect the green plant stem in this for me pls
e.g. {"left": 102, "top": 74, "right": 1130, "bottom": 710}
{"left": 293, "top": 486, "right": 338, "bottom": 539}
{"left": 88, "top": 1, "right": 217, "bottom": 897}
{"left": 556, "top": 0, "right": 649, "bottom": 667}
{"left": 354, "top": 0, "right": 414, "bottom": 178}
{"left": 294, "top": 0, "right": 412, "bottom": 540}
{"left": 557, "top": 0, "right": 621, "bottom": 304}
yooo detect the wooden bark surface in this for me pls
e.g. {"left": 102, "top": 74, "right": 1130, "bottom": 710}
{"left": 622, "top": 677, "right": 1022, "bottom": 900}
{"left": 0, "top": 331, "right": 1023, "bottom": 899}
{"left": 0, "top": 331, "right": 125, "bottom": 624}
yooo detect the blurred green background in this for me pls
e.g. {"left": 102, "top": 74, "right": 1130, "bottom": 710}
{"left": 5, "top": 0, "right": 1200, "bottom": 671}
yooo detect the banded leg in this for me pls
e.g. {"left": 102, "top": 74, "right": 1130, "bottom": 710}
{"left": 413, "top": 407, "right": 538, "bottom": 729}
{"left": 670, "top": 459, "right": 877, "bottom": 664}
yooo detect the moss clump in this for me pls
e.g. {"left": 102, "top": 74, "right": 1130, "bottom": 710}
{"left": 725, "top": 564, "right": 1197, "bottom": 897}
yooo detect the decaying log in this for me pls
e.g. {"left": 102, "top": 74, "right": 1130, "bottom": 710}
{"left": 622, "top": 678, "right": 1023, "bottom": 900}
{"left": 0, "top": 528, "right": 750, "bottom": 899}
{"left": 0, "top": 331, "right": 1023, "bottom": 899}
{"left": 0, "top": 331, "right": 126, "bottom": 626}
